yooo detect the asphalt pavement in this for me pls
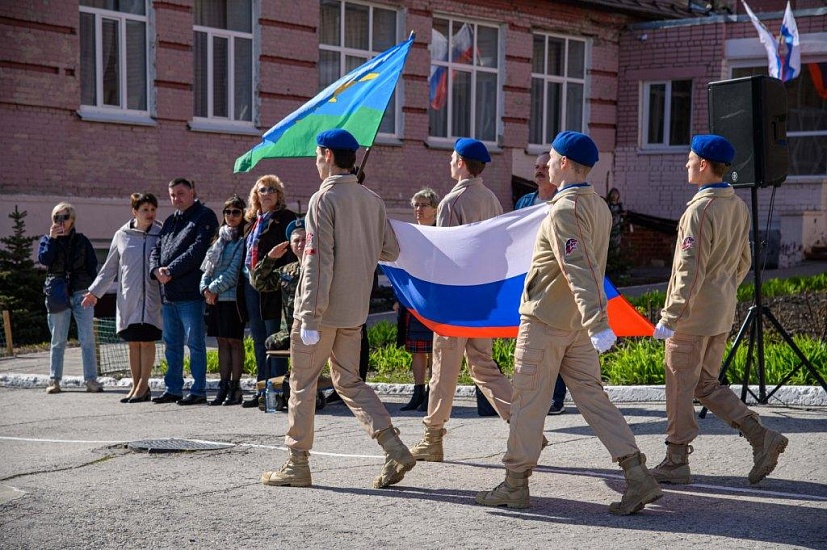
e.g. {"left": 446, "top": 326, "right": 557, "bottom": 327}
{"left": 0, "top": 388, "right": 825, "bottom": 549}
{"left": 0, "top": 260, "right": 825, "bottom": 548}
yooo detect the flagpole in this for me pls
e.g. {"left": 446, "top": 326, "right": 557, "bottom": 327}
{"left": 356, "top": 147, "right": 371, "bottom": 185}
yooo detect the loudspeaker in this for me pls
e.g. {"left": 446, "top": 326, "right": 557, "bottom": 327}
{"left": 708, "top": 75, "right": 789, "bottom": 188}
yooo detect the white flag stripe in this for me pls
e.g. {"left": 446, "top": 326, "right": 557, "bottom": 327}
{"left": 742, "top": 0, "right": 781, "bottom": 79}
{"left": 384, "top": 204, "right": 548, "bottom": 286}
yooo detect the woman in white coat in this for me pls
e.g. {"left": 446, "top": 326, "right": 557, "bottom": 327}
{"left": 83, "top": 193, "right": 163, "bottom": 403}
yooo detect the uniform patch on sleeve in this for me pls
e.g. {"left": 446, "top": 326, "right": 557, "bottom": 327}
{"left": 305, "top": 232, "right": 316, "bottom": 255}
{"left": 564, "top": 238, "right": 578, "bottom": 256}
{"left": 681, "top": 236, "right": 695, "bottom": 251}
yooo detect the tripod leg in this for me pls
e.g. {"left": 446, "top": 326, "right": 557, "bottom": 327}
{"left": 761, "top": 307, "right": 827, "bottom": 398}
{"left": 699, "top": 308, "right": 756, "bottom": 419}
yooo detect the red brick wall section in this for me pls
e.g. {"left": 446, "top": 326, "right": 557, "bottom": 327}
{"left": 622, "top": 225, "right": 676, "bottom": 267}
{"left": 0, "top": 1, "right": 645, "bottom": 239}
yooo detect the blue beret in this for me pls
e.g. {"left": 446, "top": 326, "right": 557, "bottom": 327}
{"left": 691, "top": 134, "right": 735, "bottom": 164}
{"left": 316, "top": 129, "right": 360, "bottom": 151}
{"left": 551, "top": 131, "right": 599, "bottom": 167}
{"left": 454, "top": 138, "right": 491, "bottom": 163}
{"left": 285, "top": 218, "right": 305, "bottom": 240}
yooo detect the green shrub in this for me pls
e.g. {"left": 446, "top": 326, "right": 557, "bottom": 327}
{"left": 601, "top": 338, "right": 665, "bottom": 385}
{"left": 368, "top": 320, "right": 397, "bottom": 348}
{"left": 627, "top": 273, "right": 827, "bottom": 313}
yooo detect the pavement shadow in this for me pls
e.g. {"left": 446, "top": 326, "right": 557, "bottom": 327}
{"left": 311, "top": 468, "right": 825, "bottom": 548}
{"left": 545, "top": 405, "right": 827, "bottom": 437}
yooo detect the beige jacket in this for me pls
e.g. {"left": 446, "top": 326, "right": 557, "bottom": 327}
{"left": 437, "top": 177, "right": 503, "bottom": 227}
{"left": 661, "top": 185, "right": 751, "bottom": 335}
{"left": 519, "top": 184, "right": 612, "bottom": 335}
{"left": 294, "top": 174, "right": 399, "bottom": 330}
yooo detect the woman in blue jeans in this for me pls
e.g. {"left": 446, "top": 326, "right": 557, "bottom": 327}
{"left": 241, "top": 175, "right": 296, "bottom": 408}
{"left": 38, "top": 202, "right": 102, "bottom": 394}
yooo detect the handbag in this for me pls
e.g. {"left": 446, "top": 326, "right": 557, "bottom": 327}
{"left": 44, "top": 275, "right": 71, "bottom": 313}
{"left": 43, "top": 234, "right": 74, "bottom": 314}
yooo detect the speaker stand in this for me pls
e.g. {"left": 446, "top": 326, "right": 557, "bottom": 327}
{"left": 700, "top": 185, "right": 827, "bottom": 418}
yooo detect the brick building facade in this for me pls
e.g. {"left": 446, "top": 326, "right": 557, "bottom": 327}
{"left": 1, "top": 1, "right": 824, "bottom": 268}
{"left": 614, "top": 0, "right": 827, "bottom": 267}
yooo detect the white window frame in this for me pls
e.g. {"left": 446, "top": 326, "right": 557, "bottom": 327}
{"left": 528, "top": 32, "right": 589, "bottom": 151}
{"left": 318, "top": 0, "right": 402, "bottom": 141}
{"left": 190, "top": 1, "right": 257, "bottom": 134}
{"left": 640, "top": 79, "right": 692, "bottom": 150}
{"left": 729, "top": 59, "right": 827, "bottom": 182}
{"left": 427, "top": 15, "right": 503, "bottom": 147}
{"left": 78, "top": 2, "right": 154, "bottom": 126}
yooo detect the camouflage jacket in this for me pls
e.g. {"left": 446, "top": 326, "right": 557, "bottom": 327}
{"left": 251, "top": 258, "right": 302, "bottom": 348}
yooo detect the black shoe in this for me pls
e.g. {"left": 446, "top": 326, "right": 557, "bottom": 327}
{"left": 326, "top": 390, "right": 342, "bottom": 404}
{"left": 128, "top": 389, "right": 152, "bottom": 403}
{"left": 209, "top": 380, "right": 229, "bottom": 406}
{"left": 178, "top": 394, "right": 207, "bottom": 406}
{"left": 223, "top": 380, "right": 243, "bottom": 406}
{"left": 241, "top": 393, "right": 261, "bottom": 408}
{"left": 152, "top": 392, "right": 183, "bottom": 404}
{"left": 120, "top": 395, "right": 132, "bottom": 403}
{"left": 548, "top": 403, "right": 566, "bottom": 415}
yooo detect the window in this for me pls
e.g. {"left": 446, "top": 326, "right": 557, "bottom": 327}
{"left": 429, "top": 18, "right": 500, "bottom": 143}
{"left": 79, "top": 0, "right": 148, "bottom": 112}
{"left": 641, "top": 80, "right": 692, "bottom": 148}
{"left": 193, "top": 0, "right": 253, "bottom": 123}
{"left": 529, "top": 33, "right": 587, "bottom": 146}
{"left": 319, "top": 0, "right": 399, "bottom": 136}
{"left": 732, "top": 66, "right": 827, "bottom": 178}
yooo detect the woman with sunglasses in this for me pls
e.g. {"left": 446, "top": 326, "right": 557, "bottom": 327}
{"left": 200, "top": 195, "right": 249, "bottom": 405}
{"left": 38, "top": 202, "right": 101, "bottom": 394}
{"left": 241, "top": 175, "right": 297, "bottom": 408}
{"left": 83, "top": 193, "right": 163, "bottom": 402}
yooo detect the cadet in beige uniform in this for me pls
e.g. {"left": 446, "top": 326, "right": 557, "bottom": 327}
{"left": 260, "top": 129, "right": 416, "bottom": 490}
{"left": 410, "top": 138, "right": 515, "bottom": 463}
{"left": 476, "top": 131, "right": 662, "bottom": 515}
{"left": 651, "top": 134, "right": 788, "bottom": 485}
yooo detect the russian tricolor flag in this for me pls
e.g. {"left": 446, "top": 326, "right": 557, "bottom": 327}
{"left": 381, "top": 204, "right": 654, "bottom": 339}
{"left": 429, "top": 24, "right": 474, "bottom": 110}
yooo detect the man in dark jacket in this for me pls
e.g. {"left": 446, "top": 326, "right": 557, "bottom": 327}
{"left": 150, "top": 178, "right": 218, "bottom": 405}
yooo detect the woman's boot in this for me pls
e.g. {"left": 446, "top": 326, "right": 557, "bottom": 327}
{"left": 209, "top": 379, "right": 229, "bottom": 406}
{"left": 417, "top": 385, "right": 430, "bottom": 412}
{"left": 223, "top": 379, "right": 243, "bottom": 406}
{"left": 400, "top": 384, "right": 426, "bottom": 411}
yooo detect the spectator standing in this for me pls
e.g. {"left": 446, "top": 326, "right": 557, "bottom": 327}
{"left": 396, "top": 187, "right": 439, "bottom": 412}
{"left": 606, "top": 187, "right": 626, "bottom": 249}
{"left": 150, "top": 178, "right": 218, "bottom": 405}
{"left": 651, "top": 135, "right": 787, "bottom": 485}
{"left": 241, "top": 175, "right": 296, "bottom": 408}
{"left": 475, "top": 131, "right": 662, "bottom": 515}
{"left": 251, "top": 219, "right": 305, "bottom": 360}
{"left": 515, "top": 152, "right": 568, "bottom": 416}
{"left": 83, "top": 193, "right": 162, "bottom": 402}
{"left": 409, "top": 138, "right": 513, "bottom": 462}
{"left": 260, "top": 129, "right": 414, "bottom": 489}
{"left": 39, "top": 203, "right": 102, "bottom": 394}
{"left": 200, "top": 195, "right": 248, "bottom": 406}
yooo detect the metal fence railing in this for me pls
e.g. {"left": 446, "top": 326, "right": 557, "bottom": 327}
{"left": 94, "top": 318, "right": 165, "bottom": 376}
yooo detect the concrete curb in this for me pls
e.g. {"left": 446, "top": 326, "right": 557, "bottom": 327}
{"left": 2, "top": 373, "right": 825, "bottom": 406}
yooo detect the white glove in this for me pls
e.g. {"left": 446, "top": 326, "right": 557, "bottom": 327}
{"left": 300, "top": 327, "right": 320, "bottom": 346}
{"left": 653, "top": 322, "right": 674, "bottom": 340}
{"left": 590, "top": 328, "right": 617, "bottom": 354}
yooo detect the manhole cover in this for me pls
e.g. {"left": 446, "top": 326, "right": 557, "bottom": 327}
{"left": 127, "top": 438, "right": 235, "bottom": 453}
